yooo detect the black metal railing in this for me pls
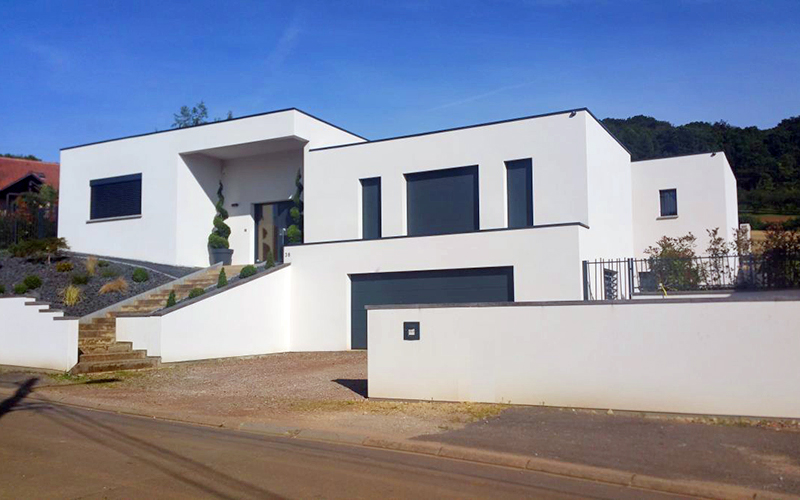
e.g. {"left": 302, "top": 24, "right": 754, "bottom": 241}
{"left": 583, "top": 254, "right": 800, "bottom": 300}
{"left": 0, "top": 208, "right": 58, "bottom": 249}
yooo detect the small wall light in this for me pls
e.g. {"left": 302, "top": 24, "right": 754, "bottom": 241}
{"left": 403, "top": 322, "right": 420, "bottom": 341}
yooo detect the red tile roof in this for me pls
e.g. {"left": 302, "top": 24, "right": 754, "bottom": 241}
{"left": 0, "top": 157, "right": 60, "bottom": 192}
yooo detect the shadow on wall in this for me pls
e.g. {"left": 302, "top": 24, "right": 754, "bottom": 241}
{"left": 333, "top": 379, "right": 368, "bottom": 398}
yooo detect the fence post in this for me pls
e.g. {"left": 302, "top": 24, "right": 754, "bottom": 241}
{"left": 37, "top": 208, "right": 44, "bottom": 239}
{"left": 582, "top": 260, "right": 589, "bottom": 301}
{"left": 627, "top": 258, "right": 634, "bottom": 299}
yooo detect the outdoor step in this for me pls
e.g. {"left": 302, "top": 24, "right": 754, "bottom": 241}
{"left": 78, "top": 330, "right": 116, "bottom": 340}
{"left": 70, "top": 356, "right": 160, "bottom": 375}
{"left": 90, "top": 317, "right": 116, "bottom": 326}
{"left": 79, "top": 325, "right": 115, "bottom": 333}
{"left": 78, "top": 350, "right": 147, "bottom": 363}
{"left": 79, "top": 337, "right": 116, "bottom": 348}
{"left": 80, "top": 342, "right": 133, "bottom": 354}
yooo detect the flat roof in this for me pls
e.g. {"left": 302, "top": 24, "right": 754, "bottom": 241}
{"left": 308, "top": 107, "right": 631, "bottom": 155}
{"left": 61, "top": 108, "right": 368, "bottom": 151}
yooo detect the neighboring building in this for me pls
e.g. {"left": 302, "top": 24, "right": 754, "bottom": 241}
{"left": 59, "top": 107, "right": 738, "bottom": 350}
{"left": 0, "top": 157, "right": 60, "bottom": 209}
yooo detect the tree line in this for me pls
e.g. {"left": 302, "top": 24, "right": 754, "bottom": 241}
{"left": 602, "top": 115, "right": 800, "bottom": 215}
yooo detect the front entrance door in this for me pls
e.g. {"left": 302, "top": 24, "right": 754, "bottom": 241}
{"left": 254, "top": 201, "right": 292, "bottom": 264}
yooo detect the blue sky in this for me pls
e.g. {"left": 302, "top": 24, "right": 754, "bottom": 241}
{"left": 1, "top": 0, "right": 799, "bottom": 162}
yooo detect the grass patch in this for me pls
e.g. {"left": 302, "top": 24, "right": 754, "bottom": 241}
{"left": 290, "top": 400, "right": 509, "bottom": 423}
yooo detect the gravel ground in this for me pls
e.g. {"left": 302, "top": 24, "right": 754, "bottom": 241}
{"left": 12, "top": 352, "right": 505, "bottom": 438}
{"left": 0, "top": 253, "right": 183, "bottom": 317}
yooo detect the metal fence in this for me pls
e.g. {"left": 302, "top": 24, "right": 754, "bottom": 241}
{"left": 0, "top": 208, "right": 58, "bottom": 249}
{"left": 583, "top": 254, "right": 800, "bottom": 300}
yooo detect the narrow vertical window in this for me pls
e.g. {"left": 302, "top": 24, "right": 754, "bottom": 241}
{"left": 361, "top": 177, "right": 381, "bottom": 240}
{"left": 506, "top": 158, "right": 533, "bottom": 228}
{"left": 659, "top": 189, "right": 677, "bottom": 217}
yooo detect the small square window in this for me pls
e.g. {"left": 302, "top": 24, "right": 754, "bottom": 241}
{"left": 659, "top": 189, "right": 677, "bottom": 217}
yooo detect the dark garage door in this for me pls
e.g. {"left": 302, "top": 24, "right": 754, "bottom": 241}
{"left": 350, "top": 266, "right": 514, "bottom": 349}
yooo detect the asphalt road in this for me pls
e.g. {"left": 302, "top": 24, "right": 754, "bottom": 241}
{"left": 0, "top": 396, "right": 692, "bottom": 500}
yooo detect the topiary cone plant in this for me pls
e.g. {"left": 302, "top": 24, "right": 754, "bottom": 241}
{"left": 208, "top": 182, "right": 234, "bottom": 265}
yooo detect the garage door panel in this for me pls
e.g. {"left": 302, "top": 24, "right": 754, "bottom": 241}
{"left": 350, "top": 266, "right": 513, "bottom": 349}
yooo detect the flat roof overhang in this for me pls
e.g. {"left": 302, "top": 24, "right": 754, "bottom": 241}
{"left": 179, "top": 136, "right": 308, "bottom": 160}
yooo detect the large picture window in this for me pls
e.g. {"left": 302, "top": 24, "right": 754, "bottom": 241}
{"left": 405, "top": 165, "right": 479, "bottom": 236}
{"left": 90, "top": 173, "right": 142, "bottom": 220}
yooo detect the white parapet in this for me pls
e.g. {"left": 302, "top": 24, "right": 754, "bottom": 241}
{"left": 368, "top": 298, "right": 800, "bottom": 418}
{"left": 0, "top": 297, "right": 78, "bottom": 372}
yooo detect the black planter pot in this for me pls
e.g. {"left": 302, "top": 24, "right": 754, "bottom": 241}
{"left": 209, "top": 248, "right": 233, "bottom": 265}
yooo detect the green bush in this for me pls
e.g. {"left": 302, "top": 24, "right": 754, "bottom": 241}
{"left": 10, "top": 237, "right": 69, "bottom": 263}
{"left": 71, "top": 273, "right": 90, "bottom": 285}
{"left": 55, "top": 261, "right": 74, "bottom": 273}
{"left": 188, "top": 287, "right": 205, "bottom": 299}
{"left": 217, "top": 268, "right": 227, "bottom": 288}
{"left": 208, "top": 234, "right": 229, "bottom": 249}
{"left": 13, "top": 283, "right": 27, "bottom": 295}
{"left": 208, "top": 182, "right": 231, "bottom": 249}
{"left": 166, "top": 290, "right": 177, "bottom": 308}
{"left": 98, "top": 260, "right": 110, "bottom": 268}
{"left": 239, "top": 265, "right": 257, "bottom": 279}
{"left": 265, "top": 250, "right": 275, "bottom": 269}
{"left": 23, "top": 275, "right": 42, "bottom": 290}
{"left": 101, "top": 268, "right": 119, "bottom": 278}
{"left": 286, "top": 225, "right": 302, "bottom": 244}
{"left": 132, "top": 268, "right": 149, "bottom": 283}
{"left": 0, "top": 284, "right": 5, "bottom": 294}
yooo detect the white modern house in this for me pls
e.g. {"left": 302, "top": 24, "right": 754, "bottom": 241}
{"left": 59, "top": 107, "right": 739, "bottom": 351}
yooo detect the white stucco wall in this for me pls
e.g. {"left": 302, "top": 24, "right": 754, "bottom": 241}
{"left": 0, "top": 298, "right": 78, "bottom": 371}
{"left": 59, "top": 109, "right": 363, "bottom": 267}
{"left": 580, "top": 117, "right": 634, "bottom": 261}
{"left": 304, "top": 111, "right": 591, "bottom": 244}
{"left": 368, "top": 299, "right": 800, "bottom": 418}
{"left": 284, "top": 225, "right": 585, "bottom": 352}
{"left": 116, "top": 265, "right": 291, "bottom": 362}
{"left": 631, "top": 152, "right": 738, "bottom": 257}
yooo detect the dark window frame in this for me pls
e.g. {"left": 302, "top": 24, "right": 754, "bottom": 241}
{"left": 505, "top": 158, "right": 533, "bottom": 228}
{"left": 404, "top": 165, "right": 480, "bottom": 237}
{"left": 360, "top": 177, "right": 382, "bottom": 240}
{"left": 89, "top": 173, "right": 142, "bottom": 220}
{"left": 659, "top": 188, "right": 678, "bottom": 217}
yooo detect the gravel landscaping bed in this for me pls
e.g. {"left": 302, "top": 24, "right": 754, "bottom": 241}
{"left": 0, "top": 252, "right": 194, "bottom": 317}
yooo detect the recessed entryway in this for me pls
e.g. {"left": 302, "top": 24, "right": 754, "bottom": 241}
{"left": 254, "top": 201, "right": 293, "bottom": 264}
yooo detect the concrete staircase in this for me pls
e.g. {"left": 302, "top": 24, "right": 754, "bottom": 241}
{"left": 72, "top": 265, "right": 244, "bottom": 374}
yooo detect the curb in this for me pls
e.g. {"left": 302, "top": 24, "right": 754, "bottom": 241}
{"left": 2, "top": 387, "right": 796, "bottom": 500}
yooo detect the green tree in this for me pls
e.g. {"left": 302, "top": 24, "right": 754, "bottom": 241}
{"left": 172, "top": 101, "right": 233, "bottom": 128}
{"left": 286, "top": 170, "right": 304, "bottom": 244}
{"left": 1, "top": 153, "right": 41, "bottom": 161}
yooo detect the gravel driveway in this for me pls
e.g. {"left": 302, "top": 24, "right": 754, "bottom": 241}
{"left": 17, "top": 352, "right": 504, "bottom": 438}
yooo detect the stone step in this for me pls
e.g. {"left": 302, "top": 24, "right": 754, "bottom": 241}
{"left": 79, "top": 350, "right": 147, "bottom": 362}
{"left": 91, "top": 317, "right": 116, "bottom": 326}
{"left": 70, "top": 356, "right": 160, "bottom": 375}
{"left": 80, "top": 342, "right": 133, "bottom": 354}
{"left": 78, "top": 330, "right": 116, "bottom": 340}
{"left": 79, "top": 325, "right": 115, "bottom": 334}
{"left": 79, "top": 338, "right": 117, "bottom": 349}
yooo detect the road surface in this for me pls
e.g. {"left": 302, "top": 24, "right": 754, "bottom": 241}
{"left": 0, "top": 396, "right": 688, "bottom": 499}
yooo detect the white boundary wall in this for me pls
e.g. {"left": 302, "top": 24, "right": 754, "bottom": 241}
{"left": 368, "top": 299, "right": 800, "bottom": 418}
{"left": 0, "top": 298, "right": 78, "bottom": 371}
{"left": 117, "top": 265, "right": 291, "bottom": 362}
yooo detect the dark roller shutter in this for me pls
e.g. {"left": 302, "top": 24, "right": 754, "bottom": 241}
{"left": 90, "top": 173, "right": 142, "bottom": 220}
{"left": 350, "top": 266, "right": 513, "bottom": 349}
{"left": 360, "top": 177, "right": 381, "bottom": 240}
{"left": 506, "top": 158, "right": 533, "bottom": 228}
{"left": 405, "top": 165, "right": 479, "bottom": 236}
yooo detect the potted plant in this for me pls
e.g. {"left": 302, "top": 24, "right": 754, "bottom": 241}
{"left": 208, "top": 182, "right": 233, "bottom": 265}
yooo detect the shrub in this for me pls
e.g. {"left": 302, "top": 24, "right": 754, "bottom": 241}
{"left": 13, "top": 283, "right": 27, "bottom": 295}
{"left": 98, "top": 260, "right": 110, "bottom": 268}
{"left": 23, "top": 275, "right": 42, "bottom": 290}
{"left": 71, "top": 273, "right": 90, "bottom": 285}
{"left": 101, "top": 268, "right": 119, "bottom": 278}
{"left": 644, "top": 233, "right": 701, "bottom": 291}
{"left": 10, "top": 237, "right": 69, "bottom": 263}
{"left": 85, "top": 256, "right": 98, "bottom": 276}
{"left": 63, "top": 285, "right": 82, "bottom": 306}
{"left": 188, "top": 287, "right": 205, "bottom": 299}
{"left": 165, "top": 290, "right": 177, "bottom": 308}
{"left": 239, "top": 265, "right": 257, "bottom": 279}
{"left": 265, "top": 250, "right": 275, "bottom": 269}
{"left": 132, "top": 268, "right": 149, "bottom": 283}
{"left": 208, "top": 182, "right": 231, "bottom": 249}
{"left": 0, "top": 284, "right": 5, "bottom": 294}
{"left": 217, "top": 268, "right": 227, "bottom": 288}
{"left": 99, "top": 277, "right": 129, "bottom": 295}
{"left": 56, "top": 261, "right": 74, "bottom": 273}
{"left": 286, "top": 225, "right": 302, "bottom": 244}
